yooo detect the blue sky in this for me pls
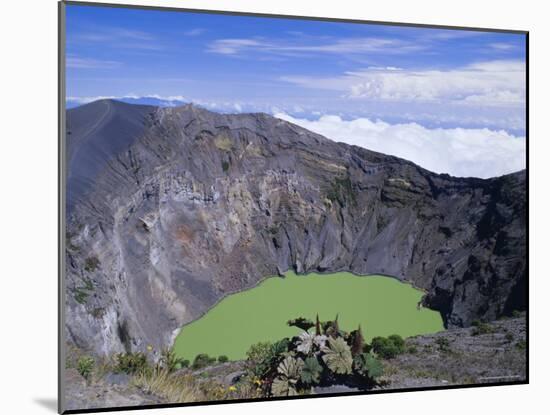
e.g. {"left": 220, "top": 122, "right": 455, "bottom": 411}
{"left": 66, "top": 4, "right": 527, "bottom": 178}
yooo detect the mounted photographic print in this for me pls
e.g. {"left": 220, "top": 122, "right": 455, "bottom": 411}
{"left": 59, "top": 1, "right": 528, "bottom": 413}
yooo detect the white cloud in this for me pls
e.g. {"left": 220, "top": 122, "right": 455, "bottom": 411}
{"left": 66, "top": 56, "right": 121, "bottom": 69}
{"left": 75, "top": 27, "right": 162, "bottom": 50}
{"left": 141, "top": 94, "right": 187, "bottom": 102}
{"left": 208, "top": 39, "right": 265, "bottom": 55}
{"left": 281, "top": 60, "right": 525, "bottom": 107}
{"left": 207, "top": 37, "right": 422, "bottom": 56}
{"left": 78, "top": 28, "right": 153, "bottom": 42}
{"left": 489, "top": 42, "right": 517, "bottom": 51}
{"left": 275, "top": 113, "right": 525, "bottom": 179}
{"left": 184, "top": 28, "right": 206, "bottom": 36}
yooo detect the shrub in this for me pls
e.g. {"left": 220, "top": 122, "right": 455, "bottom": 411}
{"left": 300, "top": 356, "right": 323, "bottom": 385}
{"left": 176, "top": 359, "right": 191, "bottom": 369}
{"left": 407, "top": 345, "right": 418, "bottom": 354}
{"left": 287, "top": 317, "right": 315, "bottom": 332}
{"left": 505, "top": 333, "right": 514, "bottom": 342}
{"left": 326, "top": 176, "right": 356, "bottom": 207}
{"left": 84, "top": 256, "right": 100, "bottom": 272}
{"left": 435, "top": 337, "right": 451, "bottom": 352}
{"left": 245, "top": 315, "right": 391, "bottom": 397}
{"left": 353, "top": 352, "right": 383, "bottom": 380}
{"left": 192, "top": 353, "right": 216, "bottom": 370}
{"left": 387, "top": 335, "right": 405, "bottom": 353}
{"left": 73, "top": 288, "right": 89, "bottom": 305}
{"left": 371, "top": 336, "right": 400, "bottom": 359}
{"left": 321, "top": 337, "right": 353, "bottom": 374}
{"left": 73, "top": 277, "right": 95, "bottom": 304}
{"left": 114, "top": 352, "right": 149, "bottom": 375}
{"left": 160, "top": 349, "right": 189, "bottom": 373}
{"left": 471, "top": 321, "right": 494, "bottom": 336}
{"left": 218, "top": 355, "right": 229, "bottom": 363}
{"left": 77, "top": 355, "right": 94, "bottom": 381}
{"left": 245, "top": 342, "right": 275, "bottom": 378}
{"left": 272, "top": 356, "right": 304, "bottom": 396}
{"left": 271, "top": 338, "right": 290, "bottom": 356}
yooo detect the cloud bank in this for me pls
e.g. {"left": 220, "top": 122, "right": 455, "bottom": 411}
{"left": 276, "top": 113, "right": 525, "bottom": 179}
{"left": 282, "top": 60, "right": 525, "bottom": 108}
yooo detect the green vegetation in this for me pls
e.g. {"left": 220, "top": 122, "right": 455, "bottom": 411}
{"left": 84, "top": 256, "right": 100, "bottom": 272}
{"left": 174, "top": 271, "right": 443, "bottom": 361}
{"left": 77, "top": 355, "right": 94, "bottom": 381}
{"left": 160, "top": 349, "right": 189, "bottom": 373}
{"left": 326, "top": 176, "right": 356, "bottom": 207}
{"left": 214, "top": 135, "right": 233, "bottom": 151}
{"left": 221, "top": 160, "right": 229, "bottom": 172}
{"left": 73, "top": 277, "right": 95, "bottom": 305}
{"left": 370, "top": 335, "right": 406, "bottom": 359}
{"left": 323, "top": 337, "right": 353, "bottom": 374}
{"left": 114, "top": 352, "right": 149, "bottom": 375}
{"left": 300, "top": 356, "right": 323, "bottom": 385}
{"left": 435, "top": 337, "right": 451, "bottom": 352}
{"left": 471, "top": 320, "right": 495, "bottom": 336}
{"left": 191, "top": 354, "right": 217, "bottom": 370}
{"left": 387, "top": 178, "right": 411, "bottom": 188}
{"left": 217, "top": 355, "right": 229, "bottom": 363}
{"left": 287, "top": 317, "right": 315, "bottom": 332}
{"left": 388, "top": 334, "right": 405, "bottom": 351}
{"left": 131, "top": 369, "right": 201, "bottom": 403}
{"left": 245, "top": 342, "right": 279, "bottom": 378}
{"left": 91, "top": 307, "right": 105, "bottom": 319}
{"left": 70, "top": 348, "right": 263, "bottom": 404}
{"left": 73, "top": 289, "right": 89, "bottom": 305}
{"left": 244, "top": 315, "right": 385, "bottom": 396}
{"left": 354, "top": 352, "right": 383, "bottom": 379}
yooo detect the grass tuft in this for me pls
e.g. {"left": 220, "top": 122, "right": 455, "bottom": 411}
{"left": 132, "top": 369, "right": 202, "bottom": 403}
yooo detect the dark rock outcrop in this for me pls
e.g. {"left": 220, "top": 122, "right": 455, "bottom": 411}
{"left": 64, "top": 100, "right": 526, "bottom": 356}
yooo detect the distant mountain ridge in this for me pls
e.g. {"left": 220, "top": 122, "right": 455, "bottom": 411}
{"left": 64, "top": 99, "right": 527, "bottom": 357}
{"left": 66, "top": 96, "right": 187, "bottom": 109}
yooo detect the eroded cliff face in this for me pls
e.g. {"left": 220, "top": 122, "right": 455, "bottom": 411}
{"left": 65, "top": 100, "right": 526, "bottom": 356}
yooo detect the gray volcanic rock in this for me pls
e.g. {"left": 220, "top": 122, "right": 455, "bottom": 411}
{"left": 64, "top": 99, "right": 526, "bottom": 356}
{"left": 66, "top": 100, "right": 155, "bottom": 210}
{"left": 377, "top": 315, "right": 527, "bottom": 389}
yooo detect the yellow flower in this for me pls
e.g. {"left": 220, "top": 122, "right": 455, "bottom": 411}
{"left": 146, "top": 345, "right": 153, "bottom": 352}
{"left": 228, "top": 386, "right": 237, "bottom": 392}
{"left": 254, "top": 379, "right": 262, "bottom": 385}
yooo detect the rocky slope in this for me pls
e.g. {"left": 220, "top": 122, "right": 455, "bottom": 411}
{"left": 64, "top": 99, "right": 526, "bottom": 357}
{"left": 376, "top": 315, "right": 527, "bottom": 389}
{"left": 64, "top": 316, "right": 526, "bottom": 411}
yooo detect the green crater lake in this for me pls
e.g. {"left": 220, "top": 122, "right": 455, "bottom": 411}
{"left": 173, "top": 271, "right": 444, "bottom": 361}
